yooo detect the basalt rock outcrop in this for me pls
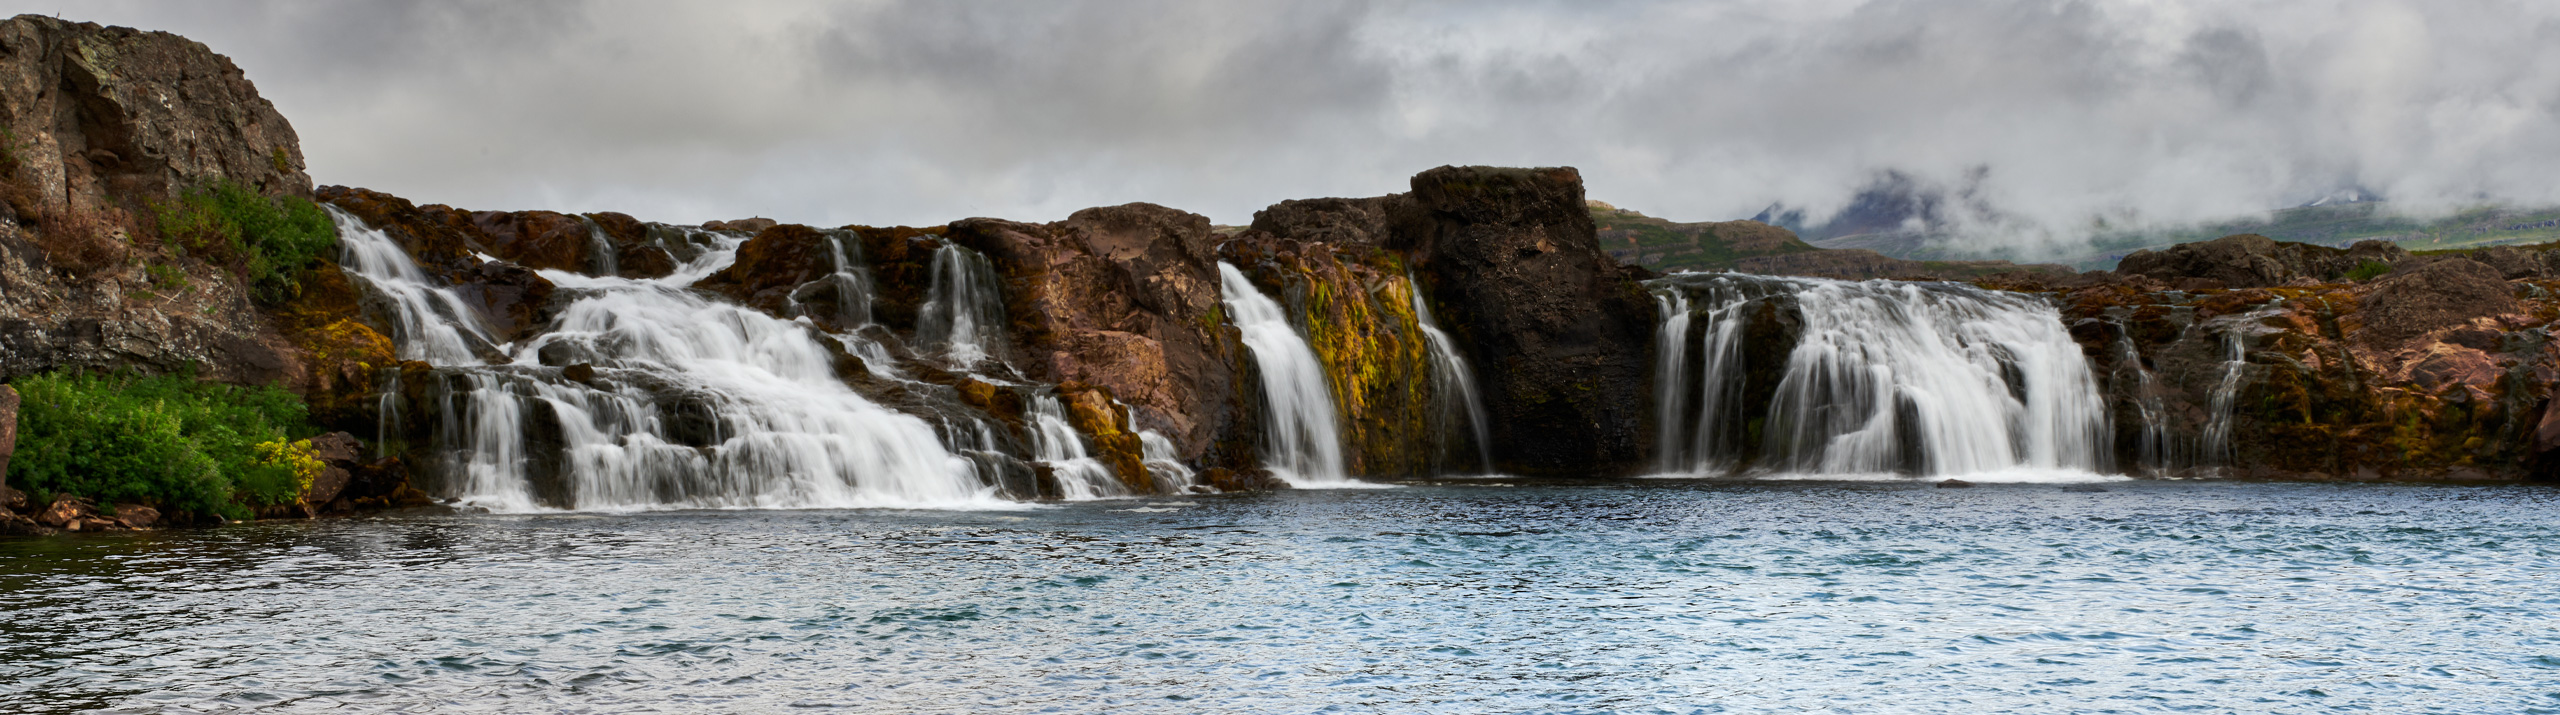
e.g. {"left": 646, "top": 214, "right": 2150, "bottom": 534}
{"left": 947, "top": 203, "right": 1257, "bottom": 473}
{"left": 1393, "top": 166, "right": 1658, "bottom": 476}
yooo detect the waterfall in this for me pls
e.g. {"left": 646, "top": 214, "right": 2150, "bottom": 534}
{"left": 581, "top": 216, "right": 619, "bottom": 276}
{"left": 1648, "top": 273, "right": 2111, "bottom": 480}
{"left": 916, "top": 244, "right": 1009, "bottom": 368}
{"left": 1026, "top": 394, "right": 1128, "bottom": 500}
{"left": 330, "top": 205, "right": 499, "bottom": 364}
{"left": 1218, "top": 262, "right": 1353, "bottom": 486}
{"left": 2200, "top": 328, "right": 2248, "bottom": 471}
{"left": 1139, "top": 427, "right": 1201, "bottom": 494}
{"left": 2114, "top": 333, "right": 2178, "bottom": 475}
{"left": 328, "top": 208, "right": 1002, "bottom": 512}
{"left": 1408, "top": 276, "right": 1493, "bottom": 473}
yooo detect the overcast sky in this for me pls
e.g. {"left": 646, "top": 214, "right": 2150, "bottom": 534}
{"left": 20, "top": 0, "right": 2560, "bottom": 256}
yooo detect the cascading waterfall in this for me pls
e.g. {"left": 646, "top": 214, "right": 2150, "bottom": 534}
{"left": 1218, "top": 262, "right": 1352, "bottom": 486}
{"left": 916, "top": 244, "right": 1009, "bottom": 368}
{"left": 2200, "top": 328, "right": 2249, "bottom": 470}
{"left": 330, "top": 205, "right": 499, "bottom": 363}
{"left": 1651, "top": 277, "right": 1787, "bottom": 474}
{"left": 2113, "top": 334, "right": 2179, "bottom": 475}
{"left": 1649, "top": 273, "right": 2110, "bottom": 479}
{"left": 581, "top": 216, "right": 620, "bottom": 277}
{"left": 1026, "top": 394, "right": 1128, "bottom": 500}
{"left": 1408, "top": 276, "right": 1493, "bottom": 473}
{"left": 331, "top": 209, "right": 1001, "bottom": 511}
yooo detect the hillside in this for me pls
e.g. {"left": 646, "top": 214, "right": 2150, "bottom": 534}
{"left": 1590, "top": 201, "right": 1818, "bottom": 271}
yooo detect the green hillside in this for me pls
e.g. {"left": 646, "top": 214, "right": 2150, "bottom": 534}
{"left": 1590, "top": 201, "right": 1820, "bottom": 271}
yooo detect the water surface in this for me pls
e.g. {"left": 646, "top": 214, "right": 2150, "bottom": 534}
{"left": 5, "top": 480, "right": 2557, "bottom": 713}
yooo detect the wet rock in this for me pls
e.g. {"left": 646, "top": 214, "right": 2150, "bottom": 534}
{"left": 469, "top": 210, "right": 598, "bottom": 274}
{"left": 560, "top": 363, "right": 596, "bottom": 384}
{"left": 35, "top": 494, "right": 93, "bottom": 528}
{"left": 694, "top": 224, "right": 836, "bottom": 316}
{"left": 111, "top": 503, "right": 159, "bottom": 529}
{"left": 1394, "top": 166, "right": 1655, "bottom": 476}
{"left": 0, "top": 511, "right": 52, "bottom": 536}
{"left": 2357, "top": 258, "right": 2518, "bottom": 349}
{"left": 947, "top": 203, "right": 1251, "bottom": 472}
{"left": 1935, "top": 479, "right": 1975, "bottom": 488}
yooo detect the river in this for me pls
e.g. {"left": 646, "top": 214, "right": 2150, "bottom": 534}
{"left": 4, "top": 479, "right": 2556, "bottom": 713}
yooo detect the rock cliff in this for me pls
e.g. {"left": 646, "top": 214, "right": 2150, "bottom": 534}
{"left": 0, "top": 15, "right": 311, "bottom": 386}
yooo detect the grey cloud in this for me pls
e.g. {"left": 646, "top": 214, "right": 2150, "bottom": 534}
{"left": 17, "top": 0, "right": 2560, "bottom": 258}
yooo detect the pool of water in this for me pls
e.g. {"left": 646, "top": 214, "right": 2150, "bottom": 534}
{"left": 5, "top": 479, "right": 2558, "bottom": 713}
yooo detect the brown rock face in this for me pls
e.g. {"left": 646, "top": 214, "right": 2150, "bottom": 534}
{"left": 695, "top": 224, "right": 839, "bottom": 317}
{"left": 1393, "top": 166, "right": 1656, "bottom": 476}
{"left": 470, "top": 211, "right": 602, "bottom": 274}
{"left": 947, "top": 204, "right": 1251, "bottom": 467}
{"left": 2357, "top": 258, "right": 2520, "bottom": 349}
{"left": 0, "top": 16, "right": 311, "bottom": 213}
{"left": 0, "top": 17, "right": 313, "bottom": 387}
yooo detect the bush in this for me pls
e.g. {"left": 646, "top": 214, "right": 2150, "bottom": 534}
{"left": 155, "top": 180, "right": 335, "bottom": 304}
{"left": 5, "top": 371, "right": 321, "bottom": 521}
{"left": 2346, "top": 260, "right": 2394, "bottom": 282}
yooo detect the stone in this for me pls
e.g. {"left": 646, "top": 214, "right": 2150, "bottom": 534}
{"left": 111, "top": 503, "right": 158, "bottom": 529}
{"left": 561, "top": 363, "right": 596, "bottom": 384}
{"left": 0, "top": 511, "right": 52, "bottom": 536}
{"left": 35, "top": 494, "right": 92, "bottom": 528}
{"left": 308, "top": 431, "right": 362, "bottom": 465}
{"left": 1936, "top": 479, "right": 1975, "bottom": 488}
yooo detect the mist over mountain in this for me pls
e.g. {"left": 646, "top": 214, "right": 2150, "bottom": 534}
{"left": 27, "top": 0, "right": 2560, "bottom": 258}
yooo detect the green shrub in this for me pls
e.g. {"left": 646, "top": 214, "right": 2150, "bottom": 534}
{"left": 154, "top": 180, "right": 336, "bottom": 304}
{"left": 5, "top": 371, "right": 321, "bottom": 521}
{"left": 2345, "top": 260, "right": 2394, "bottom": 282}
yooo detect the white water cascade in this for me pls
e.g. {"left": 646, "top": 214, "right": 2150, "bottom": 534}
{"left": 329, "top": 206, "right": 499, "bottom": 364}
{"left": 916, "top": 244, "right": 1009, "bottom": 369}
{"left": 2199, "top": 327, "right": 2250, "bottom": 471}
{"left": 2113, "top": 333, "right": 2179, "bottom": 475}
{"left": 1025, "top": 394, "right": 1129, "bottom": 500}
{"left": 332, "top": 209, "right": 1001, "bottom": 511}
{"left": 1649, "top": 273, "right": 2111, "bottom": 480}
{"left": 1217, "top": 262, "right": 1352, "bottom": 486}
{"left": 1407, "top": 277, "right": 1493, "bottom": 473}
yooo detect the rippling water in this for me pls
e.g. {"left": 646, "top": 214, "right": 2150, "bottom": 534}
{"left": 6, "top": 480, "right": 2559, "bottom": 713}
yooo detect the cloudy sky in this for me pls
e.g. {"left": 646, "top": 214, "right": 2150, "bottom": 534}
{"left": 22, "top": 0, "right": 2560, "bottom": 256}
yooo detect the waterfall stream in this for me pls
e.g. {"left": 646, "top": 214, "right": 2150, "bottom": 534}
{"left": 1026, "top": 393, "right": 1129, "bottom": 500}
{"left": 1408, "top": 277, "right": 1493, "bottom": 474}
{"left": 1218, "top": 262, "right": 1353, "bottom": 486}
{"left": 333, "top": 209, "right": 1004, "bottom": 511}
{"left": 1649, "top": 273, "right": 2111, "bottom": 480}
{"left": 916, "top": 244, "right": 1009, "bottom": 369}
